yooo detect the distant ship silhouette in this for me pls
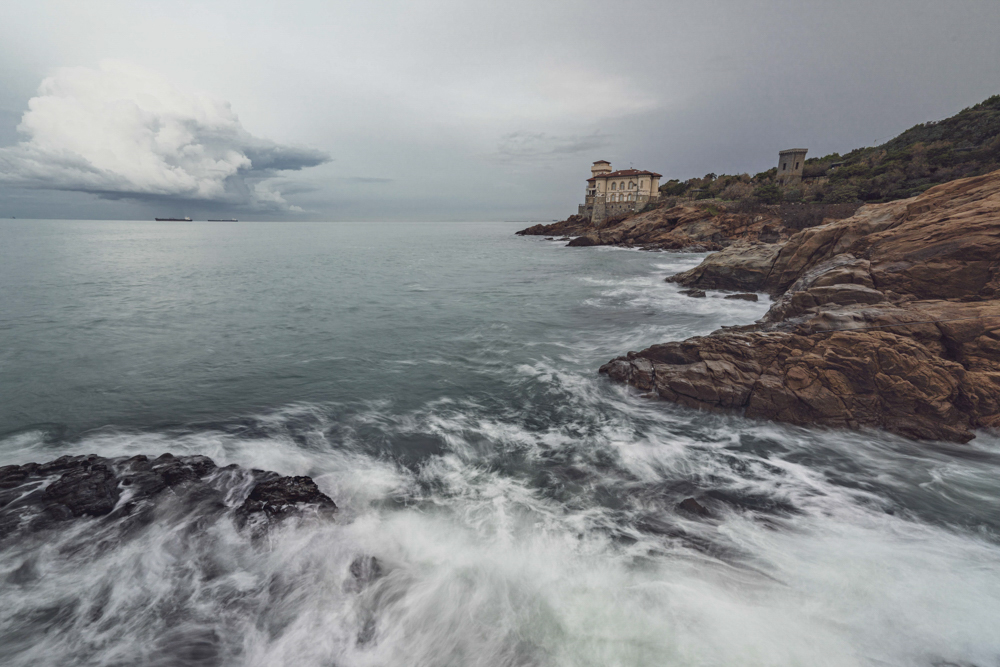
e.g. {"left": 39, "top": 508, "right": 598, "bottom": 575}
{"left": 154, "top": 217, "right": 192, "bottom": 221}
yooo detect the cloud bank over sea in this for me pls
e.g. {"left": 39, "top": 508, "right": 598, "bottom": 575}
{"left": 0, "top": 61, "right": 329, "bottom": 212}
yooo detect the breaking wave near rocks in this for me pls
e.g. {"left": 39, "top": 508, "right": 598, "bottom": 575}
{"left": 5, "top": 392, "right": 1000, "bottom": 666}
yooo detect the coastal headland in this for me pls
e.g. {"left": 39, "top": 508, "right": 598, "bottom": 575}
{"left": 522, "top": 168, "right": 1000, "bottom": 443}
{"left": 613, "top": 172, "right": 1000, "bottom": 442}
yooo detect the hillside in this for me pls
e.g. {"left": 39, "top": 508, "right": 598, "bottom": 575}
{"left": 660, "top": 94, "right": 1000, "bottom": 206}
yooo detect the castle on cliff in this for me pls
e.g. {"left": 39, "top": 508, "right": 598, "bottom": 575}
{"left": 578, "top": 160, "right": 661, "bottom": 225}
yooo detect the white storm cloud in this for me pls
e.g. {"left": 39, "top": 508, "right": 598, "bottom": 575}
{"left": 0, "top": 61, "right": 329, "bottom": 210}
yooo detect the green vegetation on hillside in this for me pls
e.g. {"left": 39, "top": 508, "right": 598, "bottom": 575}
{"left": 659, "top": 94, "right": 1000, "bottom": 205}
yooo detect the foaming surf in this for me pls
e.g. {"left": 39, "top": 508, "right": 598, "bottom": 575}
{"left": 3, "top": 378, "right": 1000, "bottom": 666}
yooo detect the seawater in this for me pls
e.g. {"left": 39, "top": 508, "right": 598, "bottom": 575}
{"left": 1, "top": 219, "right": 999, "bottom": 666}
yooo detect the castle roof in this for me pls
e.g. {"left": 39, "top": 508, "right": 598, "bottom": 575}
{"left": 587, "top": 169, "right": 662, "bottom": 181}
{"left": 592, "top": 160, "right": 611, "bottom": 165}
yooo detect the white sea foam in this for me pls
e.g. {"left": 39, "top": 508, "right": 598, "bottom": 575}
{"left": 4, "top": 394, "right": 1000, "bottom": 666}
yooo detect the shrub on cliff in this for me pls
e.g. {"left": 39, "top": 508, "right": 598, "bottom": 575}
{"left": 827, "top": 184, "right": 860, "bottom": 203}
{"left": 659, "top": 179, "right": 688, "bottom": 196}
{"left": 655, "top": 94, "right": 1000, "bottom": 209}
{"left": 753, "top": 183, "right": 784, "bottom": 204}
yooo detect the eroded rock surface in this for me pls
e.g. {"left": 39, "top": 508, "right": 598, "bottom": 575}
{"left": 671, "top": 173, "right": 1000, "bottom": 297}
{"left": 603, "top": 171, "right": 1000, "bottom": 442}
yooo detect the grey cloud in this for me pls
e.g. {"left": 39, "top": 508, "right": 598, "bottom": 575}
{"left": 243, "top": 142, "right": 330, "bottom": 173}
{"left": 496, "top": 131, "right": 610, "bottom": 160}
{"left": 342, "top": 176, "right": 395, "bottom": 184}
{"left": 0, "top": 62, "right": 330, "bottom": 211}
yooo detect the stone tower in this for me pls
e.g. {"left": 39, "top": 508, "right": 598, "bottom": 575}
{"left": 777, "top": 148, "right": 808, "bottom": 184}
{"left": 591, "top": 160, "right": 612, "bottom": 178}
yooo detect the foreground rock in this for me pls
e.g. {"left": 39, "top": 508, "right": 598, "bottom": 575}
{"left": 518, "top": 205, "right": 788, "bottom": 251}
{"left": 0, "top": 453, "right": 337, "bottom": 541}
{"left": 603, "top": 171, "right": 1000, "bottom": 442}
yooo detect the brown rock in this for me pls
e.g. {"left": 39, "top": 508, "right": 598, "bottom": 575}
{"left": 603, "top": 170, "right": 1000, "bottom": 442}
{"left": 672, "top": 171, "right": 1000, "bottom": 299}
{"left": 516, "top": 215, "right": 591, "bottom": 237}
{"left": 668, "top": 243, "right": 784, "bottom": 292}
{"left": 519, "top": 205, "right": 791, "bottom": 251}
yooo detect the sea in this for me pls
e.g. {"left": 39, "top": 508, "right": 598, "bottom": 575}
{"left": 1, "top": 219, "right": 999, "bottom": 667}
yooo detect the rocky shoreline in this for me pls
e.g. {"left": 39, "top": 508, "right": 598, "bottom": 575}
{"left": 516, "top": 204, "right": 791, "bottom": 251}
{"left": 0, "top": 453, "right": 337, "bottom": 541}
{"left": 535, "top": 171, "right": 1000, "bottom": 443}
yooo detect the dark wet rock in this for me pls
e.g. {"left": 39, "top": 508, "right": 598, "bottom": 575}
{"left": 680, "top": 289, "right": 706, "bottom": 298}
{"left": 236, "top": 475, "right": 337, "bottom": 523}
{"left": 544, "top": 237, "right": 554, "bottom": 240}
{"left": 677, "top": 498, "right": 711, "bottom": 517}
{"left": 724, "top": 293, "right": 759, "bottom": 302}
{"left": 567, "top": 235, "right": 598, "bottom": 247}
{"left": 350, "top": 555, "right": 383, "bottom": 586}
{"left": 44, "top": 462, "right": 120, "bottom": 518}
{"left": 0, "top": 454, "right": 337, "bottom": 542}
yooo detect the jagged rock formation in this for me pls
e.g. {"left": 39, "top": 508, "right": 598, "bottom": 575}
{"left": 518, "top": 205, "right": 788, "bottom": 251}
{"left": 602, "top": 171, "right": 1000, "bottom": 442}
{"left": 0, "top": 453, "right": 337, "bottom": 541}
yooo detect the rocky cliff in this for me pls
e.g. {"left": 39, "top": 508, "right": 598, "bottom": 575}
{"left": 601, "top": 171, "right": 1000, "bottom": 442}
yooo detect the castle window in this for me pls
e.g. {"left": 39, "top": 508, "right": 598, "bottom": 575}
{"left": 795, "top": 162, "right": 800, "bottom": 170}
{"left": 782, "top": 163, "right": 787, "bottom": 170}
{"left": 611, "top": 182, "right": 616, "bottom": 191}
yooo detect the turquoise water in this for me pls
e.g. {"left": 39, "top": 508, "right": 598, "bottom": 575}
{"left": 1, "top": 220, "right": 999, "bottom": 666}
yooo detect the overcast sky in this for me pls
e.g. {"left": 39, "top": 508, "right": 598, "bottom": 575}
{"left": 1, "top": 0, "right": 998, "bottom": 221}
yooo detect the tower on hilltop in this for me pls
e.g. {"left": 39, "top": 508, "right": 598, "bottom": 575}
{"left": 777, "top": 149, "right": 808, "bottom": 184}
